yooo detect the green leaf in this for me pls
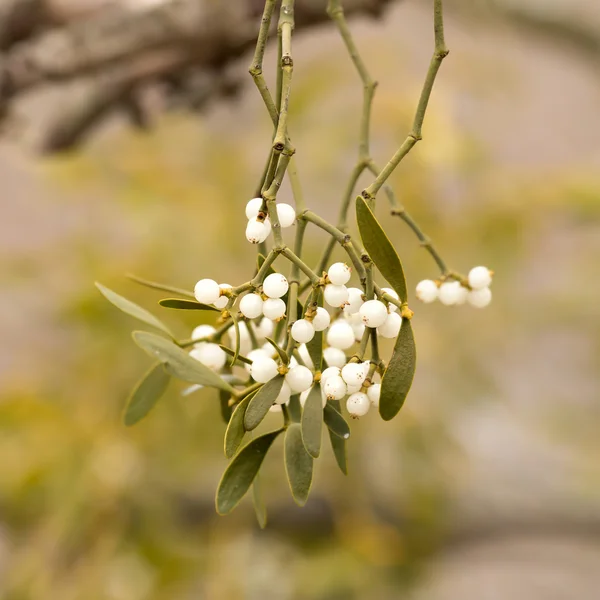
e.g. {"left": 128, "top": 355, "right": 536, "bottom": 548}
{"left": 229, "top": 314, "right": 241, "bottom": 368}
{"left": 158, "top": 298, "right": 218, "bottom": 311}
{"left": 301, "top": 384, "right": 323, "bottom": 458}
{"left": 252, "top": 473, "right": 268, "bottom": 529}
{"left": 324, "top": 401, "right": 350, "bottom": 439}
{"left": 244, "top": 375, "right": 285, "bottom": 431}
{"left": 304, "top": 290, "right": 324, "bottom": 371}
{"left": 284, "top": 423, "right": 313, "bottom": 506}
{"left": 327, "top": 399, "right": 347, "bottom": 474}
{"left": 224, "top": 391, "right": 256, "bottom": 458}
{"left": 219, "top": 345, "right": 252, "bottom": 365}
{"left": 264, "top": 337, "right": 289, "bottom": 365}
{"left": 379, "top": 319, "right": 416, "bottom": 421}
{"left": 124, "top": 363, "right": 171, "bottom": 426}
{"left": 219, "top": 390, "right": 233, "bottom": 424}
{"left": 96, "top": 282, "right": 173, "bottom": 337}
{"left": 132, "top": 331, "right": 234, "bottom": 393}
{"left": 287, "top": 394, "right": 302, "bottom": 423}
{"left": 216, "top": 428, "right": 283, "bottom": 515}
{"left": 356, "top": 196, "right": 408, "bottom": 302}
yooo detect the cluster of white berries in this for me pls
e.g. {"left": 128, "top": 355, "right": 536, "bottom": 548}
{"left": 415, "top": 266, "right": 493, "bottom": 308}
{"left": 245, "top": 198, "right": 296, "bottom": 244}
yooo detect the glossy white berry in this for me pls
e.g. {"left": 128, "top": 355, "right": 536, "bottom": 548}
{"left": 245, "top": 197, "right": 263, "bottom": 219}
{"left": 194, "top": 278, "right": 220, "bottom": 305}
{"left": 439, "top": 281, "right": 463, "bottom": 306}
{"left": 291, "top": 319, "right": 315, "bottom": 344}
{"left": 468, "top": 266, "right": 492, "bottom": 290}
{"left": 341, "top": 362, "right": 367, "bottom": 387}
{"left": 359, "top": 299, "right": 388, "bottom": 328}
{"left": 213, "top": 283, "right": 232, "bottom": 309}
{"left": 245, "top": 217, "right": 269, "bottom": 244}
{"left": 468, "top": 287, "right": 492, "bottom": 308}
{"left": 327, "top": 262, "right": 351, "bottom": 286}
{"left": 324, "top": 284, "right": 349, "bottom": 308}
{"left": 346, "top": 382, "right": 362, "bottom": 394}
{"left": 326, "top": 320, "right": 355, "bottom": 350}
{"left": 323, "top": 347, "right": 346, "bottom": 369}
{"left": 263, "top": 273, "right": 289, "bottom": 299}
{"left": 239, "top": 293, "right": 264, "bottom": 319}
{"left": 320, "top": 366, "right": 341, "bottom": 382}
{"left": 416, "top": 279, "right": 439, "bottom": 303}
{"left": 324, "top": 375, "right": 347, "bottom": 400}
{"left": 250, "top": 356, "right": 279, "bottom": 383}
{"left": 311, "top": 307, "right": 331, "bottom": 332}
{"left": 298, "top": 344, "right": 314, "bottom": 370}
{"left": 245, "top": 349, "right": 270, "bottom": 372}
{"left": 381, "top": 287, "right": 399, "bottom": 312}
{"left": 286, "top": 365, "right": 313, "bottom": 394}
{"left": 343, "top": 287, "right": 364, "bottom": 316}
{"left": 377, "top": 311, "right": 402, "bottom": 339}
{"left": 346, "top": 392, "right": 370, "bottom": 417}
{"left": 276, "top": 203, "right": 296, "bottom": 228}
{"left": 228, "top": 321, "right": 251, "bottom": 354}
{"left": 367, "top": 383, "right": 380, "bottom": 407}
{"left": 262, "top": 298, "right": 286, "bottom": 321}
{"left": 190, "top": 343, "right": 226, "bottom": 371}
{"left": 191, "top": 324, "right": 215, "bottom": 346}
{"left": 456, "top": 284, "right": 469, "bottom": 305}
{"left": 345, "top": 310, "right": 363, "bottom": 326}
{"left": 256, "top": 317, "right": 274, "bottom": 339}
{"left": 352, "top": 322, "right": 365, "bottom": 342}
{"left": 275, "top": 380, "right": 292, "bottom": 404}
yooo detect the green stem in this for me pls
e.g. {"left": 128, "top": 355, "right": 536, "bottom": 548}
{"left": 125, "top": 273, "right": 195, "bottom": 299}
{"left": 251, "top": 248, "right": 280, "bottom": 286}
{"left": 281, "top": 246, "right": 320, "bottom": 285}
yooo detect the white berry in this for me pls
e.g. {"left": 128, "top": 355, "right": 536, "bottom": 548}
{"left": 262, "top": 298, "right": 286, "bottom": 320}
{"left": 327, "top": 262, "right": 352, "bottom": 286}
{"left": 346, "top": 392, "right": 370, "bottom": 417}
{"left": 377, "top": 312, "right": 402, "bottom": 339}
{"left": 298, "top": 344, "right": 314, "bottom": 370}
{"left": 194, "top": 278, "right": 220, "bottom": 305}
{"left": 269, "top": 404, "right": 282, "bottom": 413}
{"left": 323, "top": 347, "right": 346, "bottom": 369}
{"left": 245, "top": 348, "right": 270, "bottom": 372}
{"left": 343, "top": 287, "right": 364, "bottom": 316}
{"left": 320, "top": 366, "right": 341, "bottom": 382}
{"left": 324, "top": 375, "right": 347, "bottom": 400}
{"left": 468, "top": 287, "right": 492, "bottom": 308}
{"left": 263, "top": 273, "right": 289, "bottom": 299}
{"left": 191, "top": 324, "right": 215, "bottom": 346}
{"left": 416, "top": 279, "right": 439, "bottom": 303}
{"left": 381, "top": 287, "right": 400, "bottom": 312}
{"left": 228, "top": 321, "right": 251, "bottom": 354}
{"left": 245, "top": 197, "right": 263, "bottom": 219}
{"left": 276, "top": 203, "right": 296, "bottom": 228}
{"left": 214, "top": 283, "right": 232, "bottom": 309}
{"left": 250, "top": 356, "right": 279, "bottom": 383}
{"left": 256, "top": 317, "right": 274, "bottom": 339}
{"left": 367, "top": 383, "right": 381, "bottom": 407}
{"left": 468, "top": 266, "right": 492, "bottom": 290}
{"left": 275, "top": 380, "right": 292, "bottom": 404}
{"left": 359, "top": 299, "right": 388, "bottom": 328}
{"left": 190, "top": 343, "right": 226, "bottom": 371}
{"left": 456, "top": 284, "right": 469, "bottom": 305}
{"left": 326, "top": 320, "right": 355, "bottom": 350}
{"left": 245, "top": 217, "right": 269, "bottom": 244}
{"left": 439, "top": 281, "right": 463, "bottom": 306}
{"left": 291, "top": 319, "right": 315, "bottom": 344}
{"left": 324, "top": 284, "right": 349, "bottom": 308}
{"left": 286, "top": 365, "right": 313, "bottom": 393}
{"left": 341, "top": 362, "right": 367, "bottom": 387}
{"left": 352, "top": 322, "right": 365, "bottom": 342}
{"left": 311, "top": 307, "right": 331, "bottom": 332}
{"left": 239, "top": 293, "right": 264, "bottom": 319}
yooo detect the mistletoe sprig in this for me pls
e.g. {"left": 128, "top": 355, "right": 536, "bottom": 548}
{"left": 97, "top": 0, "right": 494, "bottom": 525}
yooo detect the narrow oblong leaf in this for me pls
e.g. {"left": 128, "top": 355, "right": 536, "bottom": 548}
{"left": 287, "top": 394, "right": 302, "bottom": 423}
{"left": 219, "top": 345, "right": 252, "bottom": 365}
{"left": 224, "top": 391, "right": 257, "bottom": 458}
{"left": 96, "top": 282, "right": 173, "bottom": 337}
{"left": 252, "top": 473, "right": 268, "bottom": 529}
{"left": 126, "top": 273, "right": 195, "bottom": 298}
{"left": 356, "top": 196, "right": 407, "bottom": 302}
{"left": 324, "top": 401, "right": 350, "bottom": 439}
{"left": 265, "top": 337, "right": 289, "bottom": 365}
{"left": 219, "top": 389, "right": 233, "bottom": 424}
{"left": 301, "top": 383, "right": 323, "bottom": 458}
{"left": 379, "top": 318, "right": 416, "bottom": 421}
{"left": 124, "top": 363, "right": 171, "bottom": 426}
{"left": 244, "top": 375, "right": 285, "bottom": 431}
{"left": 159, "top": 298, "right": 218, "bottom": 311}
{"left": 216, "top": 428, "right": 283, "bottom": 515}
{"left": 284, "top": 423, "right": 314, "bottom": 506}
{"left": 132, "top": 331, "right": 234, "bottom": 393}
{"left": 329, "top": 428, "right": 348, "bottom": 475}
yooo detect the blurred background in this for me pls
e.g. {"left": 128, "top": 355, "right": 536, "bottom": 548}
{"left": 1, "top": 0, "right": 600, "bottom": 598}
